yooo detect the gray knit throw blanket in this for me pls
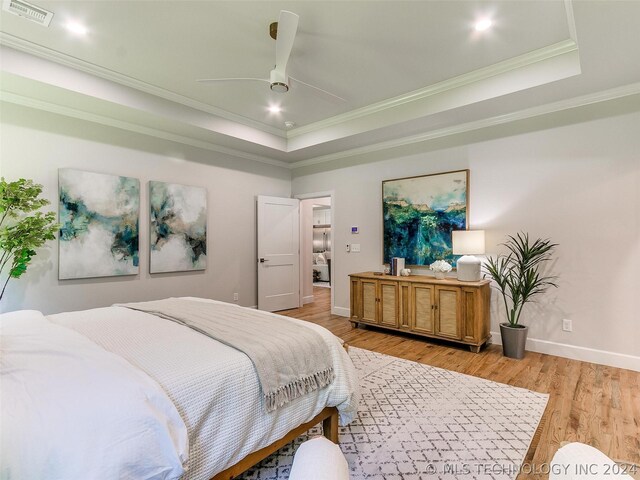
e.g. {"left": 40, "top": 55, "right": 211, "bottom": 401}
{"left": 118, "top": 298, "right": 335, "bottom": 412}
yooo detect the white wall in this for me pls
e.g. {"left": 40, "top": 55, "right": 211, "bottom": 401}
{"left": 3, "top": 97, "right": 639, "bottom": 370}
{"left": 292, "top": 110, "right": 640, "bottom": 368}
{"left": 0, "top": 103, "right": 291, "bottom": 314}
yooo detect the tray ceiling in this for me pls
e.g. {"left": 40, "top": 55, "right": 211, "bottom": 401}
{"left": 1, "top": 1, "right": 639, "bottom": 167}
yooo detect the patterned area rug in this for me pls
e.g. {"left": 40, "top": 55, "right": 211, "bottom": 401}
{"left": 240, "top": 347, "right": 549, "bottom": 480}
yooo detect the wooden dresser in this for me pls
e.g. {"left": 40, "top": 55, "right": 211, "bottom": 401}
{"left": 349, "top": 272, "right": 491, "bottom": 352}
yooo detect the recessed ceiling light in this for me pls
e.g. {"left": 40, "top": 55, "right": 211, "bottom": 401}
{"left": 268, "top": 105, "right": 282, "bottom": 114}
{"left": 474, "top": 18, "right": 493, "bottom": 32}
{"left": 65, "top": 21, "right": 88, "bottom": 36}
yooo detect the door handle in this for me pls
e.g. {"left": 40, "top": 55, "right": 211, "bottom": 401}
{"left": 259, "top": 258, "right": 269, "bottom": 263}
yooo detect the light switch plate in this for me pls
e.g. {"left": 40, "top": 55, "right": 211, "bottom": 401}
{"left": 351, "top": 243, "right": 361, "bottom": 252}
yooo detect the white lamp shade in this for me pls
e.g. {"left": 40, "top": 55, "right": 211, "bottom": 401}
{"left": 452, "top": 230, "right": 485, "bottom": 255}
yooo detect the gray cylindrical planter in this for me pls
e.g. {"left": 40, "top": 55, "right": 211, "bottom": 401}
{"left": 500, "top": 323, "right": 528, "bottom": 359}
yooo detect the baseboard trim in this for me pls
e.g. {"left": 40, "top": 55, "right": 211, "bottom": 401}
{"left": 332, "top": 306, "right": 350, "bottom": 318}
{"left": 302, "top": 295, "right": 314, "bottom": 305}
{"left": 326, "top": 307, "right": 639, "bottom": 371}
{"left": 490, "top": 331, "right": 640, "bottom": 372}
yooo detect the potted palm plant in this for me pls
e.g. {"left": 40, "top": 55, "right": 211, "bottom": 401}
{"left": 483, "top": 232, "right": 558, "bottom": 359}
{"left": 0, "top": 178, "right": 58, "bottom": 302}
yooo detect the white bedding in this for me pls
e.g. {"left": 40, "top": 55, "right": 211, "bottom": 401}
{"left": 0, "top": 310, "right": 188, "bottom": 480}
{"left": 45, "top": 297, "right": 360, "bottom": 480}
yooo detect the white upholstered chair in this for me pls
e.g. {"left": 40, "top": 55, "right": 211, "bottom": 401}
{"left": 550, "top": 442, "right": 635, "bottom": 479}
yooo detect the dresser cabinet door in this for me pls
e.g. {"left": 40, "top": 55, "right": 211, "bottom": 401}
{"left": 435, "top": 286, "right": 462, "bottom": 340}
{"left": 350, "top": 277, "right": 359, "bottom": 320}
{"left": 462, "top": 288, "right": 478, "bottom": 343}
{"left": 410, "top": 284, "right": 434, "bottom": 334}
{"left": 379, "top": 281, "right": 399, "bottom": 328}
{"left": 359, "top": 279, "right": 378, "bottom": 324}
{"left": 399, "top": 282, "right": 411, "bottom": 329}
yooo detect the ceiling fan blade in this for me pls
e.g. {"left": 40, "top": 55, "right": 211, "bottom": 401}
{"left": 289, "top": 76, "right": 347, "bottom": 103}
{"left": 196, "top": 77, "right": 270, "bottom": 84}
{"left": 274, "top": 10, "right": 299, "bottom": 76}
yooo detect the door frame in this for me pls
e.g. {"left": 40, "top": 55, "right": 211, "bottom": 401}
{"left": 294, "top": 190, "right": 335, "bottom": 315}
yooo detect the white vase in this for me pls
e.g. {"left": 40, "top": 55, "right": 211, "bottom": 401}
{"left": 434, "top": 271, "right": 446, "bottom": 279}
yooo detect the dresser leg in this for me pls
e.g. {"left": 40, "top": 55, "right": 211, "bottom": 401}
{"left": 469, "top": 345, "right": 481, "bottom": 353}
{"left": 349, "top": 321, "right": 359, "bottom": 328}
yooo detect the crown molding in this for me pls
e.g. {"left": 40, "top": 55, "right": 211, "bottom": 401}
{"left": 0, "top": 91, "right": 291, "bottom": 169}
{"left": 6, "top": 80, "right": 638, "bottom": 173}
{"left": 564, "top": 0, "right": 578, "bottom": 42}
{"left": 0, "top": 32, "right": 577, "bottom": 146}
{"left": 290, "top": 81, "right": 640, "bottom": 170}
{"left": 286, "top": 39, "right": 578, "bottom": 140}
{"left": 0, "top": 32, "right": 287, "bottom": 139}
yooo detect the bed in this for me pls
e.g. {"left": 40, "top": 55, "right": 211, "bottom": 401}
{"left": 0, "top": 297, "right": 360, "bottom": 480}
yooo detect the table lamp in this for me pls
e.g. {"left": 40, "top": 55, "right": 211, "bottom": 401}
{"left": 452, "top": 230, "right": 485, "bottom": 281}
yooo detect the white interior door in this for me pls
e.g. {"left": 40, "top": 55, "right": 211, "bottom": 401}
{"left": 257, "top": 195, "right": 300, "bottom": 312}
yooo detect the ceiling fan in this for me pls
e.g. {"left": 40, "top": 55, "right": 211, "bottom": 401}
{"left": 197, "top": 10, "right": 346, "bottom": 103}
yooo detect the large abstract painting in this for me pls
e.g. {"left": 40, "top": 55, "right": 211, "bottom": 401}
{"left": 150, "top": 181, "right": 207, "bottom": 273}
{"left": 383, "top": 170, "right": 468, "bottom": 266}
{"left": 59, "top": 169, "right": 139, "bottom": 279}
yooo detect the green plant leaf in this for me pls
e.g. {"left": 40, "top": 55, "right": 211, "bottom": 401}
{"left": 1, "top": 178, "right": 59, "bottom": 301}
{"left": 483, "top": 231, "right": 558, "bottom": 327}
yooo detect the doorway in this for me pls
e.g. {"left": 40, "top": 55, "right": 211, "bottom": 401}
{"left": 312, "top": 201, "right": 331, "bottom": 288}
{"left": 296, "top": 191, "right": 334, "bottom": 313}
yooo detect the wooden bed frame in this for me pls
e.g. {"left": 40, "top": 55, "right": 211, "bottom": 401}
{"left": 211, "top": 406, "right": 339, "bottom": 480}
{"left": 212, "top": 343, "right": 348, "bottom": 479}
{"left": 211, "top": 342, "right": 349, "bottom": 480}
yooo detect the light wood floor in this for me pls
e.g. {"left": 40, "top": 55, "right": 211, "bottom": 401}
{"left": 281, "top": 287, "right": 640, "bottom": 477}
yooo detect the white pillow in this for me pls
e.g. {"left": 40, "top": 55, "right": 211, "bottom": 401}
{"left": 313, "top": 253, "right": 327, "bottom": 265}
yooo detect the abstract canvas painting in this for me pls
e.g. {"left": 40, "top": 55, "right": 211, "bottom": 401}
{"left": 59, "top": 169, "right": 139, "bottom": 279}
{"left": 149, "top": 181, "right": 207, "bottom": 273}
{"left": 383, "top": 170, "right": 468, "bottom": 266}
